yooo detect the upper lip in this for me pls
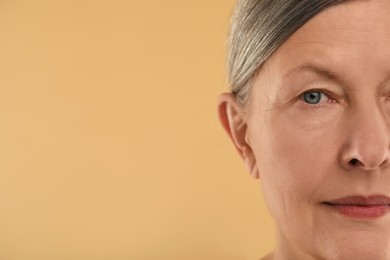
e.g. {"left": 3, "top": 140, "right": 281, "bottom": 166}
{"left": 325, "top": 195, "right": 390, "bottom": 206}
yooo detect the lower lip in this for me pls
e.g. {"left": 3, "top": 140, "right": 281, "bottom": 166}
{"left": 326, "top": 204, "right": 390, "bottom": 219}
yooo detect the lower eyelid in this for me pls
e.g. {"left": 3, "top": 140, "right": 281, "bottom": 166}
{"left": 299, "top": 100, "right": 328, "bottom": 109}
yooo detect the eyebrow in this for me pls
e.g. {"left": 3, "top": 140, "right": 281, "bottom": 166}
{"left": 282, "top": 64, "right": 345, "bottom": 83}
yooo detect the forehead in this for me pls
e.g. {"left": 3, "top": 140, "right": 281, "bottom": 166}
{"left": 263, "top": 0, "right": 390, "bottom": 82}
{"left": 293, "top": 0, "right": 390, "bottom": 44}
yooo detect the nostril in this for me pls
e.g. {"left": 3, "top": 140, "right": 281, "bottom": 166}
{"left": 349, "top": 158, "right": 359, "bottom": 166}
{"left": 380, "top": 158, "right": 390, "bottom": 168}
{"left": 348, "top": 157, "right": 390, "bottom": 169}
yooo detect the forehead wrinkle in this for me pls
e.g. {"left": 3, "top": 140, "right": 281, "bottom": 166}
{"left": 282, "top": 64, "right": 345, "bottom": 84}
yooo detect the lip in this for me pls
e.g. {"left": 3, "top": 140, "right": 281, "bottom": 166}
{"left": 323, "top": 195, "right": 390, "bottom": 219}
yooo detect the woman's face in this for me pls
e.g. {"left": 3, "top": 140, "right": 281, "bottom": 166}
{"left": 220, "top": 0, "right": 390, "bottom": 259}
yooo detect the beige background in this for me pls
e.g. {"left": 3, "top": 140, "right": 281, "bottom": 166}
{"left": 0, "top": 1, "right": 274, "bottom": 259}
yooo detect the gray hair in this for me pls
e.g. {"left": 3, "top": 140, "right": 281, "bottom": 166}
{"left": 228, "top": 0, "right": 345, "bottom": 109}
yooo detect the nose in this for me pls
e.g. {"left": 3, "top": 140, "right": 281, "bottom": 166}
{"left": 339, "top": 106, "right": 390, "bottom": 172}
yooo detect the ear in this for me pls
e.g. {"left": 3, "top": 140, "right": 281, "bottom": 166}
{"left": 217, "top": 93, "right": 259, "bottom": 179}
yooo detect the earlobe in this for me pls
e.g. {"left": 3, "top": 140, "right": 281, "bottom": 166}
{"left": 217, "top": 93, "right": 259, "bottom": 179}
{"left": 243, "top": 145, "right": 259, "bottom": 179}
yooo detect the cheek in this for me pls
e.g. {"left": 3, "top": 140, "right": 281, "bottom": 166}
{"left": 252, "top": 117, "right": 337, "bottom": 219}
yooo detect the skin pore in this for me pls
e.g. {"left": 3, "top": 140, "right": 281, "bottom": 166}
{"left": 219, "top": 0, "right": 390, "bottom": 259}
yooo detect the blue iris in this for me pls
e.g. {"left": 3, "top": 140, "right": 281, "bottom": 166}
{"left": 303, "top": 91, "right": 322, "bottom": 104}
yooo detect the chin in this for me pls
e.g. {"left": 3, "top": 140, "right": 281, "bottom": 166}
{"left": 314, "top": 231, "right": 390, "bottom": 260}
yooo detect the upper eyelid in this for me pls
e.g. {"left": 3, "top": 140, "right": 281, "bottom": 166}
{"left": 300, "top": 89, "right": 330, "bottom": 99}
{"left": 302, "top": 88, "right": 329, "bottom": 95}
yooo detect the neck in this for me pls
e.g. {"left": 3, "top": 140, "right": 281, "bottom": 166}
{"left": 271, "top": 228, "right": 322, "bottom": 260}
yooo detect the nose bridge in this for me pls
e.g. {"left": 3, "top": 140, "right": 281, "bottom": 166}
{"left": 341, "top": 102, "right": 390, "bottom": 171}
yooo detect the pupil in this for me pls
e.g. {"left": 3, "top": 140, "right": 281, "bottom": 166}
{"left": 304, "top": 92, "right": 321, "bottom": 104}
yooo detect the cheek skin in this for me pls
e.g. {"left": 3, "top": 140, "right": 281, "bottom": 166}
{"left": 252, "top": 114, "right": 333, "bottom": 219}
{"left": 247, "top": 106, "right": 343, "bottom": 256}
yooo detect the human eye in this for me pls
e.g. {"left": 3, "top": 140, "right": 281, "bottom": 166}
{"left": 299, "top": 89, "right": 335, "bottom": 108}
